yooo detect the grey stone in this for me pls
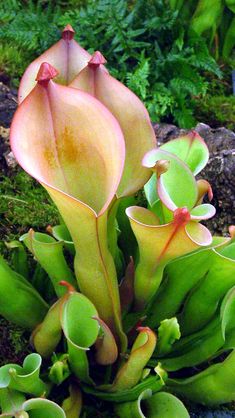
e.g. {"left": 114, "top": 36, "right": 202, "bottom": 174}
{"left": 154, "top": 123, "right": 235, "bottom": 236}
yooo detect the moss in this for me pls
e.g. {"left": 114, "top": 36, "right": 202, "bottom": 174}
{"left": 0, "top": 44, "right": 27, "bottom": 87}
{"left": 0, "top": 317, "right": 30, "bottom": 365}
{"left": 0, "top": 170, "right": 59, "bottom": 249}
{"left": 195, "top": 95, "right": 235, "bottom": 130}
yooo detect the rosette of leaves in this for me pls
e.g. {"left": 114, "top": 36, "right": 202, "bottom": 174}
{"left": 0, "top": 25, "right": 234, "bottom": 417}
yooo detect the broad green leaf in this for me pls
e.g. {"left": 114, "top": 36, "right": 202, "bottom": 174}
{"left": 226, "top": 0, "right": 235, "bottom": 12}
{"left": 220, "top": 286, "right": 235, "bottom": 339}
{"left": 146, "top": 247, "right": 213, "bottom": 327}
{"left": 0, "top": 255, "right": 48, "bottom": 329}
{"left": 160, "top": 317, "right": 222, "bottom": 371}
{"left": 219, "top": 242, "right": 235, "bottom": 260}
{"left": 160, "top": 132, "right": 209, "bottom": 175}
{"left": 180, "top": 246, "right": 235, "bottom": 335}
{"left": 82, "top": 374, "right": 165, "bottom": 402}
{"left": 159, "top": 287, "right": 235, "bottom": 371}
{"left": 167, "top": 350, "right": 235, "bottom": 406}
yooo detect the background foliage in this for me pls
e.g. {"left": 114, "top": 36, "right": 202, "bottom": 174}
{"left": 0, "top": 0, "right": 234, "bottom": 128}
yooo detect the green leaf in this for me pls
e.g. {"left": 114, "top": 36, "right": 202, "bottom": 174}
{"left": 4, "top": 241, "right": 29, "bottom": 279}
{"left": 23, "top": 398, "right": 66, "bottom": 418}
{"left": 144, "top": 173, "right": 158, "bottom": 208}
{"left": 220, "top": 286, "right": 235, "bottom": 340}
{"left": 33, "top": 291, "right": 74, "bottom": 358}
{"left": 219, "top": 242, "right": 235, "bottom": 260}
{"left": 180, "top": 246, "right": 235, "bottom": 335}
{"left": 20, "top": 230, "right": 76, "bottom": 297}
{"left": 0, "top": 255, "right": 48, "bottom": 330}
{"left": 156, "top": 318, "right": 181, "bottom": 356}
{"left": 158, "top": 286, "right": 235, "bottom": 371}
{"left": 94, "top": 317, "right": 118, "bottom": 365}
{"left": 146, "top": 247, "right": 213, "bottom": 327}
{"left": 62, "top": 292, "right": 100, "bottom": 384}
{"left": 52, "top": 224, "right": 75, "bottom": 256}
{"left": 49, "top": 354, "right": 70, "bottom": 385}
{"left": 190, "top": 204, "right": 215, "bottom": 220}
{"left": 167, "top": 350, "right": 235, "bottom": 406}
{"left": 0, "top": 354, "right": 48, "bottom": 397}
{"left": 159, "top": 317, "right": 222, "bottom": 371}
{"left": 126, "top": 206, "right": 211, "bottom": 310}
{"left": 62, "top": 385, "right": 82, "bottom": 418}
{"left": 82, "top": 374, "right": 165, "bottom": 403}
{"left": 107, "top": 328, "right": 157, "bottom": 392}
{"left": 145, "top": 392, "right": 189, "bottom": 417}
{"left": 116, "top": 196, "right": 138, "bottom": 261}
{"left": 160, "top": 132, "right": 209, "bottom": 175}
{"left": 0, "top": 388, "right": 25, "bottom": 415}
{"left": 115, "top": 390, "right": 189, "bottom": 417}
{"left": 142, "top": 149, "right": 197, "bottom": 213}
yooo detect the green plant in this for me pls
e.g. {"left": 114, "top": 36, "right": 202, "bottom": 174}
{"left": 0, "top": 25, "right": 235, "bottom": 417}
{"left": 195, "top": 95, "right": 235, "bottom": 130}
{"left": 171, "top": 0, "right": 235, "bottom": 61}
{"left": 0, "top": 0, "right": 223, "bottom": 128}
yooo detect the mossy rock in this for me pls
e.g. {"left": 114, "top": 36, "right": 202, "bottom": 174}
{"left": 195, "top": 95, "right": 235, "bottom": 131}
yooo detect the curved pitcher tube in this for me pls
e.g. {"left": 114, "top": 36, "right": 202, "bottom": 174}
{"left": 10, "top": 62, "right": 127, "bottom": 349}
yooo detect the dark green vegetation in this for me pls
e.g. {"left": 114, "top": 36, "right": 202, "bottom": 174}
{"left": 0, "top": 171, "right": 59, "bottom": 255}
{"left": 196, "top": 95, "right": 235, "bottom": 130}
{"left": 0, "top": 0, "right": 234, "bottom": 128}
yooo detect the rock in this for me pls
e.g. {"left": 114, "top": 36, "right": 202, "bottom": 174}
{"left": 154, "top": 123, "right": 235, "bottom": 236}
{"left": 0, "top": 126, "right": 10, "bottom": 142}
{"left": 0, "top": 82, "right": 17, "bottom": 174}
{"left": 0, "top": 126, "right": 11, "bottom": 174}
{"left": 0, "top": 82, "right": 17, "bottom": 128}
{"left": 4, "top": 151, "right": 17, "bottom": 169}
{"left": 0, "top": 126, "right": 17, "bottom": 172}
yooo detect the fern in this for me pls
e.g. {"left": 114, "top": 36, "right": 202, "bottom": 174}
{"left": 0, "top": 0, "right": 224, "bottom": 128}
{"left": 126, "top": 55, "right": 150, "bottom": 99}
